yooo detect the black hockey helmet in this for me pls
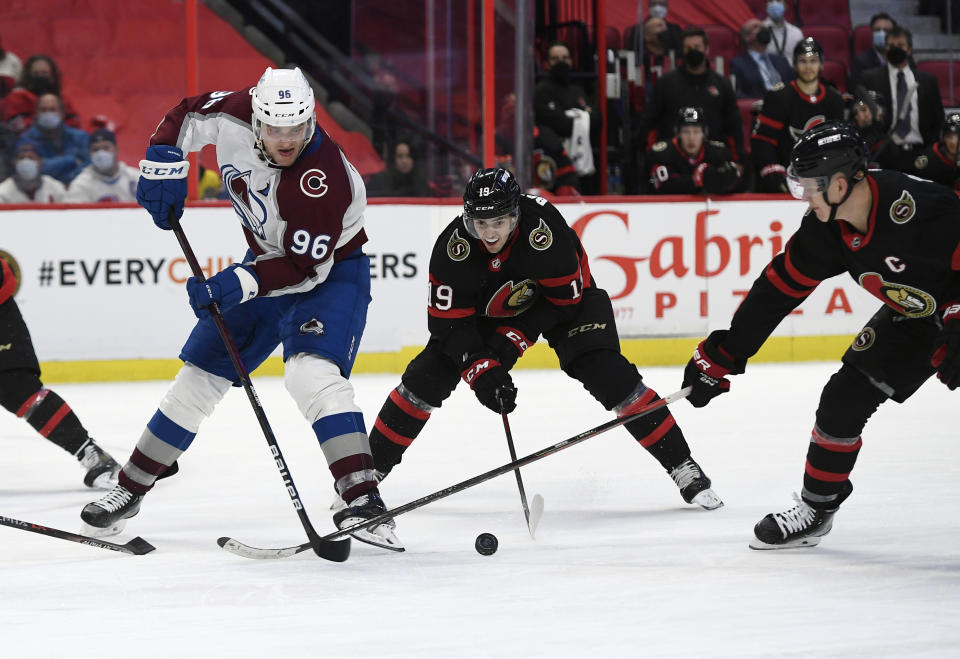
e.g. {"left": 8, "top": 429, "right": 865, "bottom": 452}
{"left": 462, "top": 167, "right": 521, "bottom": 238}
{"left": 787, "top": 121, "right": 867, "bottom": 208}
{"left": 942, "top": 112, "right": 960, "bottom": 139}
{"left": 793, "top": 37, "right": 824, "bottom": 64}
{"left": 675, "top": 106, "right": 707, "bottom": 135}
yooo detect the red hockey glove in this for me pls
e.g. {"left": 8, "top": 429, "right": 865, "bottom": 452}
{"left": 931, "top": 302, "right": 960, "bottom": 390}
{"left": 682, "top": 330, "right": 743, "bottom": 408}
{"left": 461, "top": 353, "right": 517, "bottom": 413}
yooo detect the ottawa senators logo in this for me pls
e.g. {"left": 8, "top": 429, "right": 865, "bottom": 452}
{"left": 889, "top": 190, "right": 916, "bottom": 224}
{"left": 0, "top": 250, "right": 21, "bottom": 297}
{"left": 789, "top": 115, "right": 827, "bottom": 142}
{"left": 529, "top": 218, "right": 553, "bottom": 251}
{"left": 484, "top": 279, "right": 538, "bottom": 317}
{"left": 914, "top": 155, "right": 929, "bottom": 170}
{"left": 858, "top": 272, "right": 936, "bottom": 318}
{"left": 447, "top": 228, "right": 470, "bottom": 262}
{"left": 851, "top": 327, "right": 875, "bottom": 351}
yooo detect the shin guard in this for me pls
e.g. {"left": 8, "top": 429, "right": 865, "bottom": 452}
{"left": 368, "top": 384, "right": 434, "bottom": 476}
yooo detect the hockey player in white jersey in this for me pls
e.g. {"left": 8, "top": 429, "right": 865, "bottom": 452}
{"left": 80, "top": 67, "right": 400, "bottom": 551}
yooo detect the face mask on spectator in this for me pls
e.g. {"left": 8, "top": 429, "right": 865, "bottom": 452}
{"left": 873, "top": 29, "right": 887, "bottom": 49}
{"left": 887, "top": 46, "right": 908, "bottom": 66}
{"left": 649, "top": 3, "right": 668, "bottom": 20}
{"left": 684, "top": 49, "right": 705, "bottom": 68}
{"left": 657, "top": 30, "right": 676, "bottom": 51}
{"left": 767, "top": 2, "right": 785, "bottom": 21}
{"left": 756, "top": 28, "right": 772, "bottom": 46}
{"left": 25, "top": 75, "right": 56, "bottom": 96}
{"left": 549, "top": 61, "right": 571, "bottom": 83}
{"left": 90, "top": 149, "right": 115, "bottom": 173}
{"left": 35, "top": 111, "right": 61, "bottom": 130}
{"left": 15, "top": 158, "right": 39, "bottom": 181}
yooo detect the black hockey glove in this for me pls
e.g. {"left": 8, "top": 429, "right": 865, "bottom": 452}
{"left": 485, "top": 325, "right": 537, "bottom": 369}
{"left": 461, "top": 353, "right": 517, "bottom": 413}
{"left": 682, "top": 329, "right": 743, "bottom": 408}
{"left": 758, "top": 163, "right": 788, "bottom": 193}
{"left": 701, "top": 161, "right": 740, "bottom": 194}
{"left": 931, "top": 302, "right": 960, "bottom": 390}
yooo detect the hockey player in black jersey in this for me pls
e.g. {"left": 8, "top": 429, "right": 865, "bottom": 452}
{"left": 0, "top": 256, "right": 119, "bottom": 488}
{"left": 645, "top": 106, "right": 742, "bottom": 194}
{"left": 911, "top": 112, "right": 960, "bottom": 191}
{"left": 683, "top": 121, "right": 960, "bottom": 549}
{"left": 364, "top": 168, "right": 722, "bottom": 510}
{"left": 752, "top": 37, "right": 845, "bottom": 192}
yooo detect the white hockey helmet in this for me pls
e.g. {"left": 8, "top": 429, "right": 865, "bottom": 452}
{"left": 251, "top": 67, "right": 316, "bottom": 164}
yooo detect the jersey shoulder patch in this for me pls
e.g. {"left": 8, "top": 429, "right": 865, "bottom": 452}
{"left": 708, "top": 140, "right": 726, "bottom": 148}
{"left": 529, "top": 217, "right": 554, "bottom": 251}
{"left": 446, "top": 227, "right": 471, "bottom": 261}
{"left": 914, "top": 154, "right": 929, "bottom": 170}
{"left": 652, "top": 140, "right": 668, "bottom": 152}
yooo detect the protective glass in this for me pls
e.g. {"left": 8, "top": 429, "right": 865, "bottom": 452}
{"left": 261, "top": 122, "right": 309, "bottom": 143}
{"left": 786, "top": 165, "right": 827, "bottom": 201}
{"left": 466, "top": 212, "right": 517, "bottom": 239}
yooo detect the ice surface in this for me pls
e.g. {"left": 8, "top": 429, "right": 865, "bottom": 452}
{"left": 1, "top": 363, "right": 957, "bottom": 657}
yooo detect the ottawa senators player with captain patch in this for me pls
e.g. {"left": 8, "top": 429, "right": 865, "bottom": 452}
{"left": 684, "top": 121, "right": 960, "bottom": 550}
{"left": 752, "top": 37, "right": 845, "bottom": 192}
{"left": 361, "top": 167, "right": 723, "bottom": 511}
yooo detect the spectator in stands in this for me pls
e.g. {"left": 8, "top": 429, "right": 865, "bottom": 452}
{"left": 197, "top": 165, "right": 225, "bottom": 200}
{"left": 730, "top": 18, "right": 794, "bottom": 99}
{"left": 850, "top": 13, "right": 896, "bottom": 89}
{"left": 910, "top": 112, "right": 960, "bottom": 190}
{"left": 763, "top": 0, "right": 804, "bottom": 61}
{"left": 0, "top": 35, "right": 22, "bottom": 99}
{"left": 0, "top": 54, "right": 80, "bottom": 134}
{"left": 65, "top": 129, "right": 137, "bottom": 202}
{"left": 20, "top": 93, "right": 88, "bottom": 186}
{"left": 646, "top": 1, "right": 683, "bottom": 54}
{"left": 751, "top": 37, "right": 845, "bottom": 192}
{"left": 860, "top": 26, "right": 943, "bottom": 172}
{"left": 642, "top": 17, "right": 679, "bottom": 96}
{"left": 850, "top": 87, "right": 887, "bottom": 166}
{"left": 0, "top": 139, "right": 65, "bottom": 203}
{"left": 534, "top": 41, "right": 601, "bottom": 192}
{"left": 645, "top": 106, "right": 742, "bottom": 194}
{"left": 366, "top": 139, "right": 431, "bottom": 197}
{"left": 639, "top": 26, "right": 744, "bottom": 164}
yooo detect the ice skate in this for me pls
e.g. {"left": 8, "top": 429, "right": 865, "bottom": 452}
{"left": 750, "top": 493, "right": 838, "bottom": 549}
{"left": 669, "top": 458, "right": 723, "bottom": 510}
{"left": 76, "top": 440, "right": 120, "bottom": 490}
{"left": 333, "top": 488, "right": 403, "bottom": 552}
{"left": 329, "top": 470, "right": 386, "bottom": 512}
{"left": 80, "top": 484, "right": 144, "bottom": 537}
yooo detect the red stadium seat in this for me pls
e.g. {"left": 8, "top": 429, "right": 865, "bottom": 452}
{"left": 852, "top": 24, "right": 873, "bottom": 55}
{"left": 738, "top": 97, "right": 761, "bottom": 155}
{"left": 605, "top": 25, "right": 621, "bottom": 51}
{"left": 821, "top": 59, "right": 847, "bottom": 93}
{"left": 803, "top": 25, "right": 851, "bottom": 68}
{"left": 703, "top": 24, "right": 740, "bottom": 62}
{"left": 744, "top": 0, "right": 797, "bottom": 24}
{"left": 797, "top": 0, "right": 851, "bottom": 30}
{"left": 916, "top": 60, "right": 960, "bottom": 106}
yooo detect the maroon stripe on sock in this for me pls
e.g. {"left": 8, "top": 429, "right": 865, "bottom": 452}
{"left": 129, "top": 448, "right": 172, "bottom": 476}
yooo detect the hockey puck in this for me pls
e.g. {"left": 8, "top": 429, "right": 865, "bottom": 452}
{"left": 475, "top": 532, "right": 498, "bottom": 556}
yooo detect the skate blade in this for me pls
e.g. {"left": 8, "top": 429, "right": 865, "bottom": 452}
{"left": 749, "top": 535, "right": 823, "bottom": 550}
{"left": 691, "top": 488, "right": 724, "bottom": 511}
{"left": 80, "top": 519, "right": 127, "bottom": 538}
{"left": 338, "top": 516, "right": 404, "bottom": 552}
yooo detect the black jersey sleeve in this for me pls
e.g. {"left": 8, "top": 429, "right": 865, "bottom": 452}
{"left": 646, "top": 142, "right": 698, "bottom": 194}
{"left": 426, "top": 223, "right": 486, "bottom": 364}
{"left": 722, "top": 211, "right": 847, "bottom": 360}
{"left": 751, "top": 86, "right": 788, "bottom": 190}
{"left": 702, "top": 142, "right": 741, "bottom": 193}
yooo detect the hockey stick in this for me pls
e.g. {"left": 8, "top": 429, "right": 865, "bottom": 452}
{"left": 499, "top": 397, "right": 543, "bottom": 539}
{"left": 218, "top": 386, "right": 692, "bottom": 559}
{"left": 169, "top": 213, "right": 350, "bottom": 563}
{"left": 0, "top": 515, "right": 155, "bottom": 555}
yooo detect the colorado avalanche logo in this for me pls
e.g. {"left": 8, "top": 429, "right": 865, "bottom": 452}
{"left": 300, "top": 169, "right": 328, "bottom": 198}
{"left": 851, "top": 327, "right": 875, "bottom": 351}
{"left": 889, "top": 190, "right": 916, "bottom": 224}
{"left": 858, "top": 272, "right": 935, "bottom": 318}
{"left": 789, "top": 115, "right": 826, "bottom": 142}
{"left": 447, "top": 228, "right": 470, "bottom": 262}
{"left": 221, "top": 164, "right": 269, "bottom": 239}
{"left": 529, "top": 218, "right": 553, "bottom": 251}
{"left": 484, "top": 279, "right": 538, "bottom": 317}
{"left": 299, "top": 318, "right": 324, "bottom": 335}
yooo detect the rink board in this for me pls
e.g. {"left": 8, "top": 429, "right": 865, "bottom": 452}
{"left": 0, "top": 197, "right": 878, "bottom": 380}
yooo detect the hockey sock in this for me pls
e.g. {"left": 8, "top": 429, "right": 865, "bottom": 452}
{"left": 119, "top": 410, "right": 194, "bottom": 495}
{"left": 617, "top": 384, "right": 690, "bottom": 470}
{"left": 368, "top": 385, "right": 434, "bottom": 476}
{"left": 313, "top": 411, "right": 378, "bottom": 503}
{"left": 0, "top": 372, "right": 91, "bottom": 455}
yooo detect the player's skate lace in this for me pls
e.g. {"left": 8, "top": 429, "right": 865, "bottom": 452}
{"left": 95, "top": 486, "right": 135, "bottom": 513}
{"left": 669, "top": 459, "right": 700, "bottom": 490}
{"left": 76, "top": 440, "right": 120, "bottom": 489}
{"left": 772, "top": 493, "right": 817, "bottom": 536}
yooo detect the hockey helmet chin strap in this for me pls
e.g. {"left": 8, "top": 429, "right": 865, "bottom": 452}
{"left": 826, "top": 174, "right": 860, "bottom": 223}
